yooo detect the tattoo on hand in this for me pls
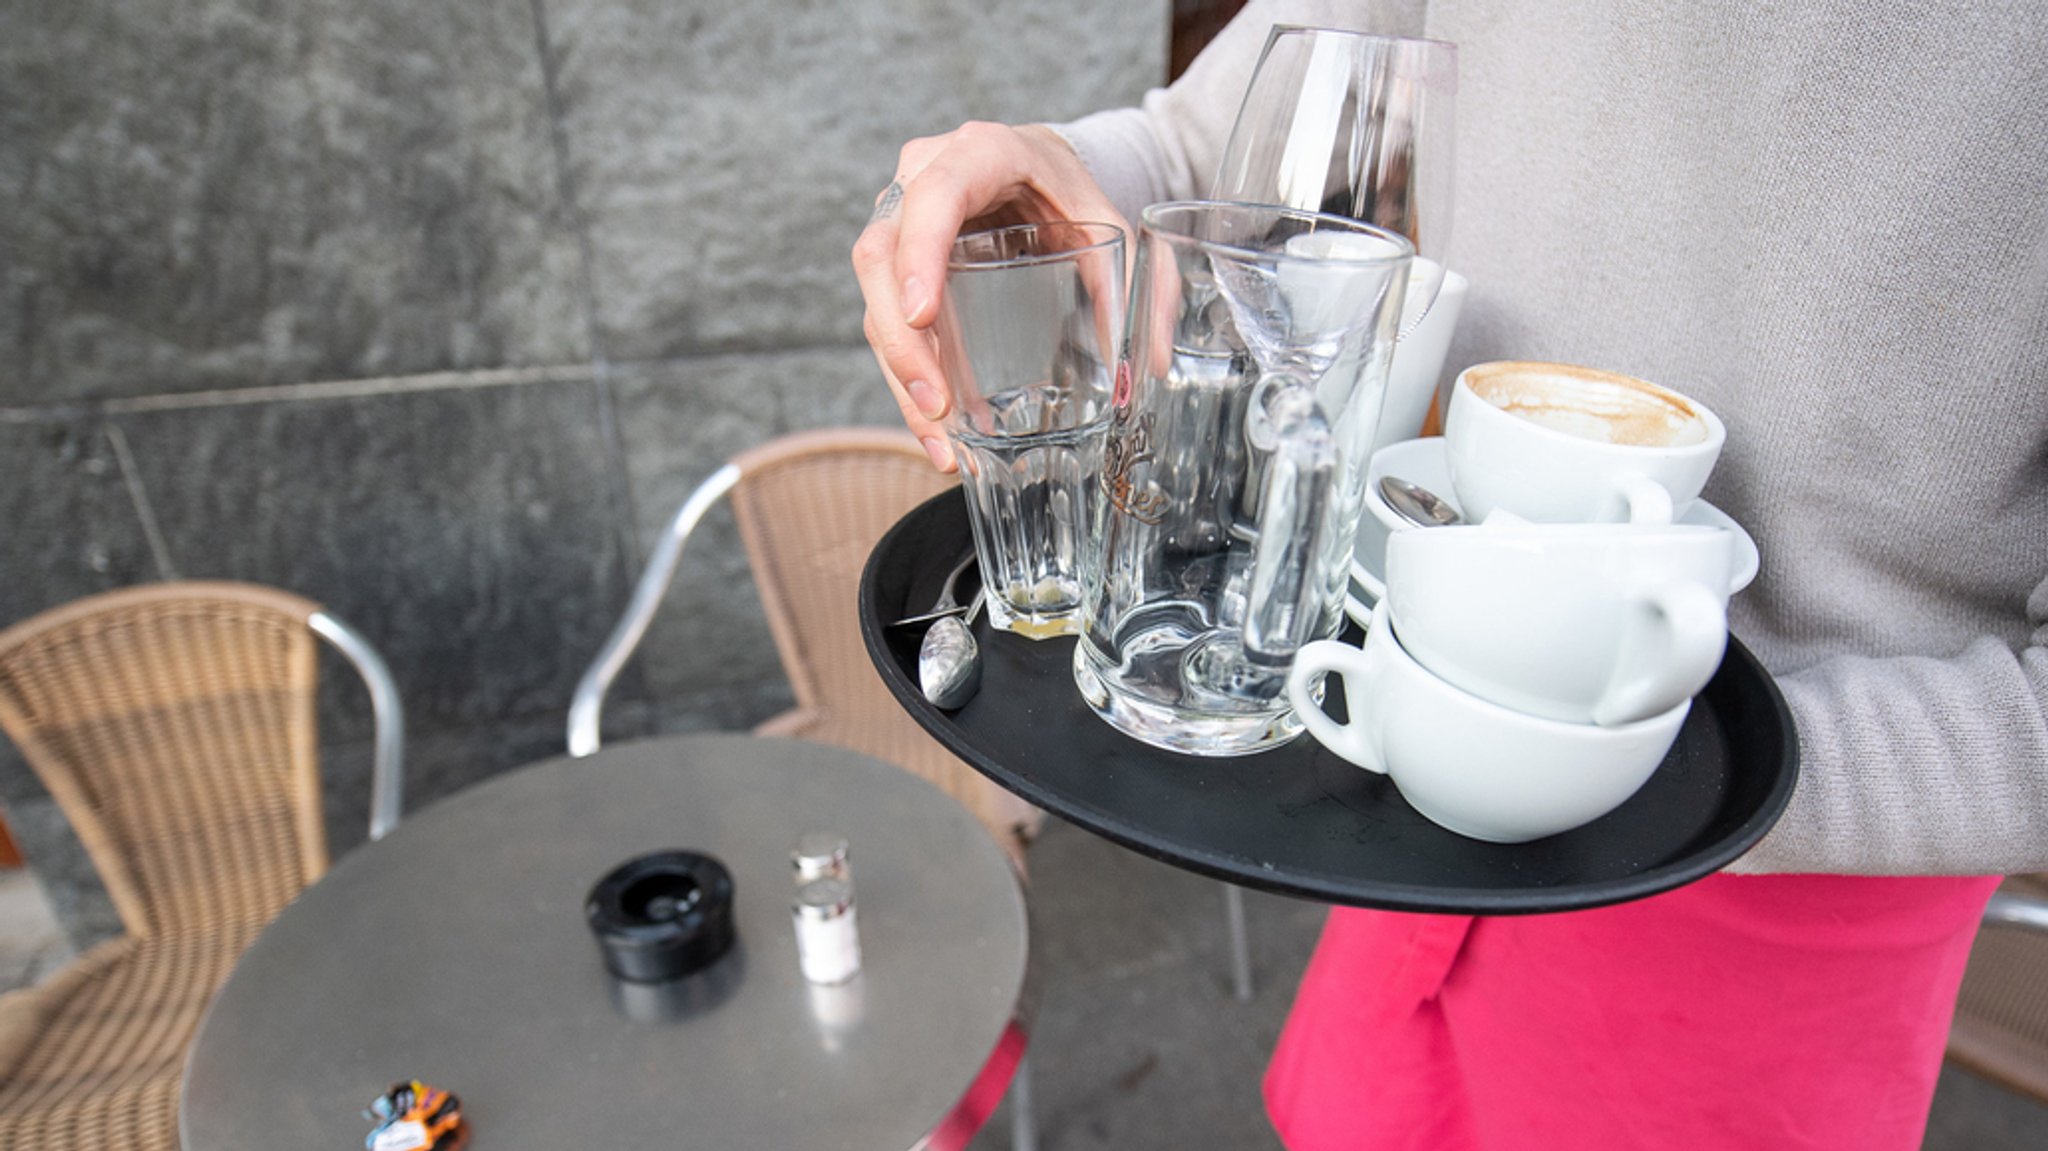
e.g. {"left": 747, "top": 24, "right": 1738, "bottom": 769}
{"left": 871, "top": 181, "right": 904, "bottom": 223}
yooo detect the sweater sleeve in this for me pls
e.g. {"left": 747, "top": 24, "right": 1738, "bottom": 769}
{"left": 1047, "top": 0, "right": 1428, "bottom": 224}
{"left": 1729, "top": 575, "right": 2048, "bottom": 876}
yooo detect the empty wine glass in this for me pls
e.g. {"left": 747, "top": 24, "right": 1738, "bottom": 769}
{"left": 1212, "top": 25, "right": 1457, "bottom": 337}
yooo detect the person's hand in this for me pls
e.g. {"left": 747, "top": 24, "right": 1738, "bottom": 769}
{"left": 852, "top": 121, "right": 1127, "bottom": 471}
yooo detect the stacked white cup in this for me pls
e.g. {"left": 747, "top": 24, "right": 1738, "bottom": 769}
{"left": 1289, "top": 362, "right": 1745, "bottom": 843}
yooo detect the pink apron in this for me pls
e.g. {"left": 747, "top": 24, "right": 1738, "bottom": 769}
{"left": 1264, "top": 873, "right": 1999, "bottom": 1150}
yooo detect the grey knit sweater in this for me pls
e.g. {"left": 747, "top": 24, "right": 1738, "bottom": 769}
{"left": 1055, "top": 0, "right": 2048, "bottom": 875}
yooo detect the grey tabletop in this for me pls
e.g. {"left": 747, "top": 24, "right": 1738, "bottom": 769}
{"left": 179, "top": 733, "right": 1030, "bottom": 1150}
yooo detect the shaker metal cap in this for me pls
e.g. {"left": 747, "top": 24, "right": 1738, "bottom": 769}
{"left": 794, "top": 877, "right": 854, "bottom": 919}
{"left": 792, "top": 831, "right": 850, "bottom": 876}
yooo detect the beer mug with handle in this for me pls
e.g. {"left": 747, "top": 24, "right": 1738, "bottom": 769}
{"left": 1074, "top": 201, "right": 1412, "bottom": 755}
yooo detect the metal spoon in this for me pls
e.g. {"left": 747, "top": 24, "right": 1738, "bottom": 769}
{"left": 918, "top": 591, "right": 984, "bottom": 709}
{"left": 1379, "top": 475, "right": 1465, "bottom": 528}
{"left": 890, "top": 551, "right": 979, "bottom": 629}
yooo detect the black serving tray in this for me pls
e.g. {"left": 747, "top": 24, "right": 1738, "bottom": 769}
{"left": 858, "top": 490, "right": 1798, "bottom": 914}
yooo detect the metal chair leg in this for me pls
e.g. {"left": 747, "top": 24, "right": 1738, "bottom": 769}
{"left": 1009, "top": 1049, "right": 1037, "bottom": 1151}
{"left": 1224, "top": 882, "right": 1253, "bottom": 1001}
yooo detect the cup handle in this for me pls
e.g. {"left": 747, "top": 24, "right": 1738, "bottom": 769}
{"left": 1287, "top": 639, "right": 1389, "bottom": 774}
{"left": 1590, "top": 581, "right": 1728, "bottom": 727}
{"left": 1617, "top": 473, "right": 1675, "bottom": 525}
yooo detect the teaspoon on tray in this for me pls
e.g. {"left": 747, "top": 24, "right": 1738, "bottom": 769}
{"left": 892, "top": 549, "right": 985, "bottom": 710}
{"left": 918, "top": 593, "right": 984, "bottom": 710}
{"left": 1379, "top": 475, "right": 1466, "bottom": 528}
{"left": 889, "top": 550, "right": 980, "bottom": 628}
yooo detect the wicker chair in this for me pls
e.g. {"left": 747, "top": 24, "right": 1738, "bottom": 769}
{"left": 568, "top": 427, "right": 1044, "bottom": 865}
{"left": 1947, "top": 875, "right": 2048, "bottom": 1104}
{"left": 0, "top": 582, "right": 402, "bottom": 1151}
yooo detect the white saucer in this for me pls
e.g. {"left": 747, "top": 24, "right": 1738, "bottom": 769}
{"left": 1347, "top": 437, "right": 1760, "bottom": 630}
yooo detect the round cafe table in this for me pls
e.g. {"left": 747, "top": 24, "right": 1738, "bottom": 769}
{"left": 178, "top": 734, "right": 1030, "bottom": 1150}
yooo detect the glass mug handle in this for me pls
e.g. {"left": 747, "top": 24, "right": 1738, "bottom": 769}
{"left": 1243, "top": 373, "right": 1337, "bottom": 665}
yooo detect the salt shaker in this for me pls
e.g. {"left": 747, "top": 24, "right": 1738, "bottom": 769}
{"left": 792, "top": 877, "right": 861, "bottom": 985}
{"left": 791, "top": 832, "right": 851, "bottom": 886}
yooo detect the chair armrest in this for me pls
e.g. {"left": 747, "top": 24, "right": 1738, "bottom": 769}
{"left": 310, "top": 610, "right": 405, "bottom": 841}
{"left": 569, "top": 463, "right": 742, "bottom": 757}
{"left": 1984, "top": 889, "right": 2048, "bottom": 935}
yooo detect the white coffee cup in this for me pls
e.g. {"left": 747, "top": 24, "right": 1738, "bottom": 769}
{"left": 1444, "top": 361, "right": 1724, "bottom": 524}
{"left": 1370, "top": 264, "right": 1470, "bottom": 457}
{"left": 1385, "top": 521, "right": 1731, "bottom": 726}
{"left": 1287, "top": 602, "right": 1690, "bottom": 843}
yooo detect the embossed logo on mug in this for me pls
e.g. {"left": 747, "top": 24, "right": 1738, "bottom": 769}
{"left": 1104, "top": 409, "right": 1168, "bottom": 524}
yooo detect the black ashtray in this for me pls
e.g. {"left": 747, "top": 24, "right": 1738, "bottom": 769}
{"left": 585, "top": 850, "right": 737, "bottom": 983}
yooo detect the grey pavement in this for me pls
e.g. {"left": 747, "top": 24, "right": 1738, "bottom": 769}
{"left": 0, "top": 869, "right": 74, "bottom": 995}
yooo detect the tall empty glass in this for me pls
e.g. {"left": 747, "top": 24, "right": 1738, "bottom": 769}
{"left": 1213, "top": 26, "right": 1457, "bottom": 340}
{"left": 1074, "top": 202, "right": 1411, "bottom": 755}
{"left": 934, "top": 222, "right": 1124, "bottom": 638}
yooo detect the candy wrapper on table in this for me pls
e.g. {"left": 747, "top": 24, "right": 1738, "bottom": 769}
{"left": 363, "top": 1080, "right": 467, "bottom": 1151}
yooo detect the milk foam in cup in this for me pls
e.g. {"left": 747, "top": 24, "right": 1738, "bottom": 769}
{"left": 1444, "top": 361, "right": 1724, "bottom": 525}
{"left": 1469, "top": 364, "right": 1709, "bottom": 447}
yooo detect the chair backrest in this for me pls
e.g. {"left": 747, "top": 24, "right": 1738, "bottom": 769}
{"left": 567, "top": 428, "right": 1043, "bottom": 861}
{"left": 0, "top": 582, "right": 330, "bottom": 940}
{"left": 726, "top": 430, "right": 1042, "bottom": 856}
{"left": 727, "top": 429, "right": 953, "bottom": 720}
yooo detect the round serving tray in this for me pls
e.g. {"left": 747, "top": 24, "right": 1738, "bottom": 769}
{"left": 859, "top": 490, "right": 1797, "bottom": 914}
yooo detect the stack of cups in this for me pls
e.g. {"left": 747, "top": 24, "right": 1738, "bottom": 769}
{"left": 1288, "top": 362, "right": 1743, "bottom": 843}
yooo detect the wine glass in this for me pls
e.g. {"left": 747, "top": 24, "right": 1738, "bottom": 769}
{"left": 1211, "top": 25, "right": 1460, "bottom": 451}
{"left": 1212, "top": 25, "right": 1458, "bottom": 335}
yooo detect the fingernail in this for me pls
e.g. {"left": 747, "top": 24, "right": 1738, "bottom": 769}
{"left": 901, "top": 275, "right": 930, "bottom": 321}
{"left": 906, "top": 378, "right": 945, "bottom": 419}
{"left": 920, "top": 436, "right": 952, "bottom": 471}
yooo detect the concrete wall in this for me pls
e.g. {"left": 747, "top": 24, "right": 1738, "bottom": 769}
{"left": 0, "top": 0, "right": 1168, "bottom": 944}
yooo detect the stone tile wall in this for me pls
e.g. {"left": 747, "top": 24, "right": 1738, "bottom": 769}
{"left": 1, "top": 0, "right": 1167, "bottom": 944}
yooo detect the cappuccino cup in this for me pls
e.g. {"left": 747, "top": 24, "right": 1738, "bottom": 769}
{"left": 1384, "top": 521, "right": 1731, "bottom": 726}
{"left": 1444, "top": 362, "right": 1724, "bottom": 524}
{"left": 1287, "top": 602, "right": 1690, "bottom": 843}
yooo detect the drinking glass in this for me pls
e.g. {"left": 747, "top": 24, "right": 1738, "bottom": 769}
{"left": 1074, "top": 202, "right": 1411, "bottom": 755}
{"left": 933, "top": 221, "right": 1125, "bottom": 638}
{"left": 1212, "top": 25, "right": 1457, "bottom": 338}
